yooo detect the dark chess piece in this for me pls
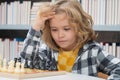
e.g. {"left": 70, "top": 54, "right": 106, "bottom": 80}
{"left": 18, "top": 57, "right": 21, "bottom": 62}
{"left": 24, "top": 58, "right": 29, "bottom": 68}
{"left": 14, "top": 58, "right": 17, "bottom": 67}
{"left": 29, "top": 60, "right": 34, "bottom": 69}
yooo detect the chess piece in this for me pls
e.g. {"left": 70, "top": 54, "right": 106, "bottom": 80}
{"left": 14, "top": 62, "right": 21, "bottom": 74}
{"left": 18, "top": 57, "right": 21, "bottom": 62}
{"left": 21, "top": 63, "right": 26, "bottom": 73}
{"left": 2, "top": 58, "right": 8, "bottom": 72}
{"left": 14, "top": 58, "right": 18, "bottom": 67}
{"left": 7, "top": 60, "right": 15, "bottom": 73}
{"left": 24, "top": 58, "right": 29, "bottom": 68}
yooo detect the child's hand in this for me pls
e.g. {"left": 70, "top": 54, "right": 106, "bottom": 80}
{"left": 32, "top": 3, "right": 55, "bottom": 31}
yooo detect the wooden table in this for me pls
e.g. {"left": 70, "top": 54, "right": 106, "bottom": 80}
{"left": 0, "top": 71, "right": 105, "bottom": 80}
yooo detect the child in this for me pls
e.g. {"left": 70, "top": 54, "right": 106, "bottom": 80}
{"left": 20, "top": 0, "right": 120, "bottom": 79}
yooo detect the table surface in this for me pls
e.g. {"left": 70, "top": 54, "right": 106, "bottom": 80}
{"left": 0, "top": 73, "right": 105, "bottom": 80}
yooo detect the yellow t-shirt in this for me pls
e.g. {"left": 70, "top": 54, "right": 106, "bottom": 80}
{"left": 58, "top": 47, "right": 80, "bottom": 72}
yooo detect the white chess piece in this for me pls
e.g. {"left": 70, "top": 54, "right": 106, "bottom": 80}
{"left": 21, "top": 63, "right": 26, "bottom": 73}
{"left": 7, "top": 60, "right": 15, "bottom": 73}
{"left": 2, "top": 58, "right": 7, "bottom": 72}
{"left": 14, "top": 62, "right": 21, "bottom": 74}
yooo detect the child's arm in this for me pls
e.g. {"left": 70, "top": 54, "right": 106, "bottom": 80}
{"left": 20, "top": 3, "right": 55, "bottom": 68}
{"left": 97, "top": 49, "right": 120, "bottom": 80}
{"left": 20, "top": 27, "right": 57, "bottom": 70}
{"left": 20, "top": 27, "right": 42, "bottom": 60}
{"left": 20, "top": 4, "right": 55, "bottom": 69}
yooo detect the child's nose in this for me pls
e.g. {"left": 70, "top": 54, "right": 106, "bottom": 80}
{"left": 58, "top": 31, "right": 64, "bottom": 38}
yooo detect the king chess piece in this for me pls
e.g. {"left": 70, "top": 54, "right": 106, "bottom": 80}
{"left": 24, "top": 58, "right": 29, "bottom": 68}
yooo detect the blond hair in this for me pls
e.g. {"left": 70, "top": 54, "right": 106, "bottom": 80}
{"left": 42, "top": 0, "right": 96, "bottom": 51}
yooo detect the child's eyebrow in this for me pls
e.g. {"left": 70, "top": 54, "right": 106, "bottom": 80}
{"left": 50, "top": 24, "right": 70, "bottom": 28}
{"left": 50, "top": 26, "right": 57, "bottom": 28}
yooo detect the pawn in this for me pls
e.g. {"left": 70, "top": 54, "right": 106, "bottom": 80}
{"left": 21, "top": 63, "right": 26, "bottom": 73}
{"left": 2, "top": 58, "right": 8, "bottom": 72}
{"left": 7, "top": 60, "right": 15, "bottom": 73}
{"left": 14, "top": 58, "right": 18, "bottom": 67}
{"left": 14, "top": 62, "right": 21, "bottom": 74}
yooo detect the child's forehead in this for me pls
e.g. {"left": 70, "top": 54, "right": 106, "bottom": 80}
{"left": 55, "top": 13, "right": 67, "bottom": 20}
{"left": 50, "top": 13, "right": 68, "bottom": 23}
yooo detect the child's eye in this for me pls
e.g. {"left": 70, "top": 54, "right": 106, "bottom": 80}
{"left": 64, "top": 28, "right": 70, "bottom": 31}
{"left": 51, "top": 29, "right": 57, "bottom": 31}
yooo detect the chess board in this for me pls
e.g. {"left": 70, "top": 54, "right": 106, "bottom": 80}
{"left": 0, "top": 69, "right": 66, "bottom": 80}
